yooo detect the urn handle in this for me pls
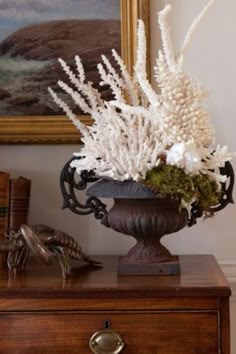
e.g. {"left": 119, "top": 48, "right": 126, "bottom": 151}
{"left": 189, "top": 161, "right": 235, "bottom": 226}
{"left": 89, "top": 329, "right": 125, "bottom": 354}
{"left": 60, "top": 156, "right": 109, "bottom": 227}
{"left": 210, "top": 161, "right": 235, "bottom": 212}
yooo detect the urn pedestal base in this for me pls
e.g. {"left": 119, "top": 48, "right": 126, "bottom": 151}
{"left": 117, "top": 240, "right": 180, "bottom": 275}
{"left": 118, "top": 257, "right": 180, "bottom": 276}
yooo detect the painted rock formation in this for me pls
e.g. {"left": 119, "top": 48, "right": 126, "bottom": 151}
{"left": 0, "top": 19, "right": 121, "bottom": 116}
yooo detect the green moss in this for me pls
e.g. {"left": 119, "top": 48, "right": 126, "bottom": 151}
{"left": 143, "top": 164, "right": 220, "bottom": 215}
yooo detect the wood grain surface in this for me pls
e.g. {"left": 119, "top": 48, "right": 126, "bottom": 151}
{"left": 0, "top": 255, "right": 231, "bottom": 297}
{"left": 0, "top": 312, "right": 218, "bottom": 354}
{"left": 0, "top": 255, "right": 230, "bottom": 354}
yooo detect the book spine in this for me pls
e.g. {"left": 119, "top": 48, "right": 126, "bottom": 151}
{"left": 9, "top": 177, "right": 31, "bottom": 232}
{"left": 0, "top": 172, "right": 10, "bottom": 269}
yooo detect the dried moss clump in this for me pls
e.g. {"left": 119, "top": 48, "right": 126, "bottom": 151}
{"left": 143, "top": 164, "right": 220, "bottom": 213}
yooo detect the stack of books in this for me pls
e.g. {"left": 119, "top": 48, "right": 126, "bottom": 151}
{"left": 0, "top": 172, "right": 31, "bottom": 268}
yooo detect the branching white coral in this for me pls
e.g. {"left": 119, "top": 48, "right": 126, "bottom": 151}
{"left": 49, "top": 0, "right": 232, "bottom": 189}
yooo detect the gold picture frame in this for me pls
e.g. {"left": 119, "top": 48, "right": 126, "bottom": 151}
{"left": 0, "top": 0, "right": 150, "bottom": 144}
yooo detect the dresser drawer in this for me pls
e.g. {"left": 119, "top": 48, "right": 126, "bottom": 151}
{"left": 0, "top": 311, "right": 218, "bottom": 354}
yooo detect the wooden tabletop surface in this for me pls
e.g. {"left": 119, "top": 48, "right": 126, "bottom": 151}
{"left": 0, "top": 255, "right": 230, "bottom": 298}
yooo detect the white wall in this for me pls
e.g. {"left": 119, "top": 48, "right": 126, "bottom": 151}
{"left": 0, "top": 0, "right": 236, "bottom": 351}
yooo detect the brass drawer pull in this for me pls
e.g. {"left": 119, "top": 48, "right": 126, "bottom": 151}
{"left": 89, "top": 329, "right": 125, "bottom": 354}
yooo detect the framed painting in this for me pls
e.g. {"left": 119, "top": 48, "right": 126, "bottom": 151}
{"left": 0, "top": 0, "right": 150, "bottom": 144}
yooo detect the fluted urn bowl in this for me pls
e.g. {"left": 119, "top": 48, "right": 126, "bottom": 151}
{"left": 87, "top": 180, "right": 189, "bottom": 275}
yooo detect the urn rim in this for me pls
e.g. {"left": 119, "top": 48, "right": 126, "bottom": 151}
{"left": 86, "top": 178, "right": 183, "bottom": 202}
{"left": 86, "top": 179, "right": 158, "bottom": 199}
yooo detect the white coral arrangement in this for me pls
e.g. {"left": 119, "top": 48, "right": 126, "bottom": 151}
{"left": 49, "top": 0, "right": 233, "bottom": 210}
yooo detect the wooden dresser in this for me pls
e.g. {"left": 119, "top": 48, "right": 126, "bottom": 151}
{"left": 0, "top": 255, "right": 231, "bottom": 354}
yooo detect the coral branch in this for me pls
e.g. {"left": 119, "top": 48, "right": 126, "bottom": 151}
{"left": 111, "top": 49, "right": 140, "bottom": 106}
{"left": 158, "top": 5, "right": 177, "bottom": 72}
{"left": 48, "top": 87, "right": 89, "bottom": 137}
{"left": 135, "top": 20, "right": 160, "bottom": 108}
{"left": 177, "top": 0, "right": 215, "bottom": 62}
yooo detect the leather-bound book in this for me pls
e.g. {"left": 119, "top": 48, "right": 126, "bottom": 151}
{"left": 0, "top": 171, "right": 10, "bottom": 268}
{"left": 9, "top": 177, "right": 31, "bottom": 232}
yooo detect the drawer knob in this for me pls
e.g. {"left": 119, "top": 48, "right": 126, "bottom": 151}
{"left": 89, "top": 329, "right": 125, "bottom": 354}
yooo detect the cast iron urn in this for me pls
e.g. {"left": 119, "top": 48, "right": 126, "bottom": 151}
{"left": 60, "top": 156, "right": 234, "bottom": 276}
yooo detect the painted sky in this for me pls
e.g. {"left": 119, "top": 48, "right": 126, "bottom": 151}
{"left": 0, "top": 0, "right": 120, "bottom": 41}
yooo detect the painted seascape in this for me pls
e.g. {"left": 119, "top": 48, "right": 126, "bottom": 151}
{"left": 0, "top": 0, "right": 121, "bottom": 116}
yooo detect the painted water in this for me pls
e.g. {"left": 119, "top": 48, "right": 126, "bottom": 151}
{"left": 0, "top": 56, "right": 50, "bottom": 86}
{"left": 0, "top": 56, "right": 54, "bottom": 116}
